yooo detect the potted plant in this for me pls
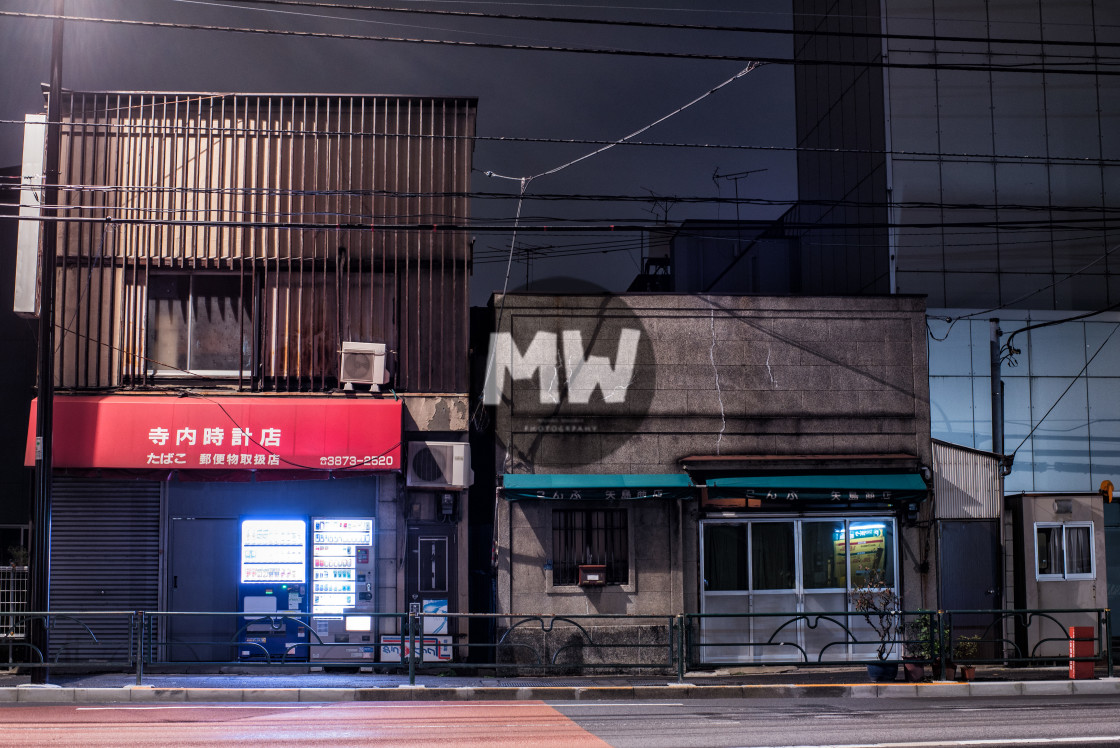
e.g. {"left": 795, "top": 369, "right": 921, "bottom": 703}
{"left": 849, "top": 569, "right": 901, "bottom": 682}
{"left": 954, "top": 635, "right": 981, "bottom": 681}
{"left": 901, "top": 613, "right": 939, "bottom": 682}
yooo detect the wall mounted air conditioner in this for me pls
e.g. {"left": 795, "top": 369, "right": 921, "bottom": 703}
{"left": 340, "top": 342, "right": 389, "bottom": 390}
{"left": 407, "top": 442, "right": 473, "bottom": 489}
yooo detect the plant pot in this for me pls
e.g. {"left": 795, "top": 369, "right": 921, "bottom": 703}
{"left": 867, "top": 662, "right": 899, "bottom": 682}
{"left": 934, "top": 661, "right": 956, "bottom": 681}
{"left": 960, "top": 665, "right": 976, "bottom": 682}
{"left": 903, "top": 661, "right": 926, "bottom": 682}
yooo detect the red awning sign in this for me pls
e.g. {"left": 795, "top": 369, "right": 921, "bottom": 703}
{"left": 26, "top": 395, "right": 402, "bottom": 471}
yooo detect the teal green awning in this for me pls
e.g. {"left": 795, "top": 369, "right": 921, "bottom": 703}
{"left": 503, "top": 473, "right": 694, "bottom": 502}
{"left": 707, "top": 472, "right": 927, "bottom": 505}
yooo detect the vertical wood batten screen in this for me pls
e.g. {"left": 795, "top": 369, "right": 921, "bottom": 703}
{"left": 54, "top": 93, "right": 476, "bottom": 393}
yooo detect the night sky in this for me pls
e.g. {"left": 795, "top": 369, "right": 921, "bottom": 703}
{"left": 0, "top": 1, "right": 798, "bottom": 304}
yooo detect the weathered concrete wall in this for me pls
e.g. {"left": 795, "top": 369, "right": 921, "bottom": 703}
{"left": 402, "top": 394, "right": 469, "bottom": 433}
{"left": 491, "top": 293, "right": 932, "bottom": 621}
{"left": 502, "top": 498, "right": 681, "bottom": 617}
{"left": 491, "top": 294, "right": 930, "bottom": 473}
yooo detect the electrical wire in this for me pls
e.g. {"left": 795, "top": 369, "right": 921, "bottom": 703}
{"left": 926, "top": 241, "right": 1120, "bottom": 338}
{"left": 6, "top": 209, "right": 1120, "bottom": 233}
{"left": 1009, "top": 321, "right": 1120, "bottom": 459}
{"left": 485, "top": 62, "right": 763, "bottom": 183}
{"left": 178, "top": 0, "right": 1120, "bottom": 54}
{"left": 182, "top": 389, "right": 402, "bottom": 471}
{"left": 3, "top": 9, "right": 1119, "bottom": 75}
{"left": 6, "top": 116, "right": 1120, "bottom": 167}
{"left": 11, "top": 179, "right": 1120, "bottom": 217}
{"left": 45, "top": 315, "right": 402, "bottom": 472}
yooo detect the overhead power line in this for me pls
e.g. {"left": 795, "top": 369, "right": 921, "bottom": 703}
{"left": 3, "top": 212, "right": 1120, "bottom": 233}
{"left": 4, "top": 178, "right": 1119, "bottom": 217}
{"left": 5, "top": 116, "right": 1120, "bottom": 168}
{"left": 211, "top": 0, "right": 1120, "bottom": 52}
{"left": 3, "top": 9, "right": 1119, "bottom": 75}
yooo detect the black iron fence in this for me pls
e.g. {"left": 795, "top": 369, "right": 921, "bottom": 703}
{"left": 1, "top": 608, "right": 1111, "bottom": 686}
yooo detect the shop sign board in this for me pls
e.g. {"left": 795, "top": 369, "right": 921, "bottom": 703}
{"left": 26, "top": 395, "right": 402, "bottom": 471}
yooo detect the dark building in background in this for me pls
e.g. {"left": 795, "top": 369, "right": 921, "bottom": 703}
{"left": 0, "top": 165, "right": 35, "bottom": 564}
{"left": 638, "top": 0, "right": 1117, "bottom": 649}
{"left": 789, "top": 0, "right": 1118, "bottom": 635}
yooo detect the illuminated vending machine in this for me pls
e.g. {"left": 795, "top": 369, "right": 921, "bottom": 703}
{"left": 310, "top": 518, "right": 377, "bottom": 662}
{"left": 238, "top": 518, "right": 308, "bottom": 661}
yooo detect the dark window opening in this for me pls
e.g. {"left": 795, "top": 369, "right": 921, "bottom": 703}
{"left": 552, "top": 508, "right": 628, "bottom": 586}
{"left": 147, "top": 273, "right": 252, "bottom": 376}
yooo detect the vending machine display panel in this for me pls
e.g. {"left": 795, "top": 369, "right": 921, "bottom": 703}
{"left": 310, "top": 517, "right": 376, "bottom": 662}
{"left": 238, "top": 518, "right": 308, "bottom": 661}
{"left": 240, "top": 519, "right": 307, "bottom": 583}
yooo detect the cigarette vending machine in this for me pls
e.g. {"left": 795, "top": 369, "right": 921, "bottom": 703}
{"left": 238, "top": 518, "right": 308, "bottom": 661}
{"left": 310, "top": 517, "right": 377, "bottom": 662}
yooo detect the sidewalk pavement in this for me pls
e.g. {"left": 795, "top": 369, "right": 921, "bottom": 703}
{"left": 2, "top": 666, "right": 1119, "bottom": 703}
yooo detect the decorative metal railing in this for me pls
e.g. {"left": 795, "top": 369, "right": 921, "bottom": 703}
{"left": 0, "top": 607, "right": 1110, "bottom": 686}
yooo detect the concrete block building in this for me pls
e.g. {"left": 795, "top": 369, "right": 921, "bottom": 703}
{"left": 484, "top": 292, "right": 932, "bottom": 664}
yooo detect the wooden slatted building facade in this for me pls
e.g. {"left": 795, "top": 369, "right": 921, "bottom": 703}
{"left": 49, "top": 91, "right": 476, "bottom": 394}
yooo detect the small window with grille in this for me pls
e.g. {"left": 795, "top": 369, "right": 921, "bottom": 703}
{"left": 551, "top": 508, "right": 629, "bottom": 586}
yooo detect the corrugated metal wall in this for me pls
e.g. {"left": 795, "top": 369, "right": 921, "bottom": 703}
{"left": 932, "top": 440, "right": 1003, "bottom": 519}
{"left": 48, "top": 477, "right": 161, "bottom": 662}
{"left": 50, "top": 92, "right": 475, "bottom": 393}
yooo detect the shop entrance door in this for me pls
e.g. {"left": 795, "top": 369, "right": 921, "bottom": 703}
{"left": 405, "top": 524, "right": 457, "bottom": 635}
{"left": 701, "top": 517, "right": 896, "bottom": 663}
{"left": 167, "top": 517, "right": 239, "bottom": 663}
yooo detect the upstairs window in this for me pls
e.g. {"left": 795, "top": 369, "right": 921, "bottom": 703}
{"left": 147, "top": 273, "right": 252, "bottom": 377}
{"left": 1035, "top": 522, "right": 1095, "bottom": 580}
{"left": 552, "top": 508, "right": 629, "bottom": 586}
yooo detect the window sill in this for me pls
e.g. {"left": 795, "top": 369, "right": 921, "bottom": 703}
{"left": 546, "top": 581, "right": 637, "bottom": 595}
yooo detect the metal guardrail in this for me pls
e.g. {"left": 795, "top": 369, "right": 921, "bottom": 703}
{"left": 0, "top": 608, "right": 1111, "bottom": 686}
{"left": 680, "top": 608, "right": 1112, "bottom": 683}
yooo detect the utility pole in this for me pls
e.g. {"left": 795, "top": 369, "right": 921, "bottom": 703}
{"left": 30, "top": 0, "right": 65, "bottom": 684}
{"left": 990, "top": 318, "right": 1004, "bottom": 457}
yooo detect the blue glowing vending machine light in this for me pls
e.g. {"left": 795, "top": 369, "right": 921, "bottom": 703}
{"left": 238, "top": 518, "right": 308, "bottom": 661}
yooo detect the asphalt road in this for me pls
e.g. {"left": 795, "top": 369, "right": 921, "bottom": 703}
{"left": 555, "top": 697, "right": 1120, "bottom": 747}
{"left": 2, "top": 696, "right": 1120, "bottom": 747}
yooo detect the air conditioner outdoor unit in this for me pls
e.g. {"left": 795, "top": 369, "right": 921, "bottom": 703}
{"left": 340, "top": 341, "right": 389, "bottom": 389}
{"left": 407, "top": 442, "right": 473, "bottom": 489}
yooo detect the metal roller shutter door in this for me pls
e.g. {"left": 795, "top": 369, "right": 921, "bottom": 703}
{"left": 49, "top": 477, "right": 161, "bottom": 663}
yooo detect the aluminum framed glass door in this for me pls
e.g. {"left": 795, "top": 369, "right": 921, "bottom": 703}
{"left": 800, "top": 520, "right": 849, "bottom": 661}
{"left": 700, "top": 516, "right": 897, "bottom": 664}
{"left": 748, "top": 521, "right": 799, "bottom": 661}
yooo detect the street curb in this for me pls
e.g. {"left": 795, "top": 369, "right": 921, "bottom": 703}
{"left": 3, "top": 680, "right": 1118, "bottom": 703}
